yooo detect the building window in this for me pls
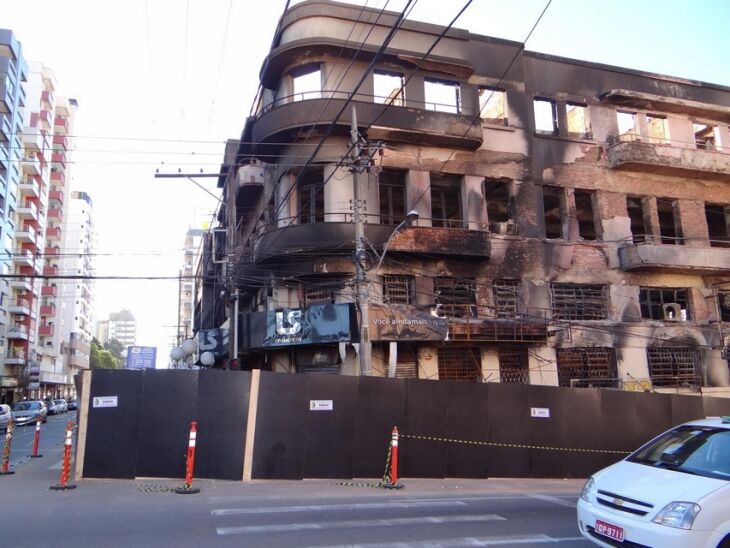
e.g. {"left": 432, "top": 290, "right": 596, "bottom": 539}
{"left": 492, "top": 279, "right": 519, "bottom": 319}
{"left": 383, "top": 275, "right": 415, "bottom": 305}
{"left": 617, "top": 111, "right": 638, "bottom": 142}
{"left": 566, "top": 103, "right": 591, "bottom": 139}
{"left": 705, "top": 203, "right": 730, "bottom": 248}
{"left": 627, "top": 196, "right": 648, "bottom": 243}
{"left": 291, "top": 65, "right": 321, "bottom": 101}
{"left": 534, "top": 98, "right": 558, "bottom": 135}
{"left": 438, "top": 347, "right": 480, "bottom": 381}
{"left": 718, "top": 291, "right": 730, "bottom": 322}
{"left": 374, "top": 70, "right": 404, "bottom": 106}
{"left": 640, "top": 288, "right": 689, "bottom": 321}
{"left": 303, "top": 286, "right": 334, "bottom": 307}
{"left": 424, "top": 78, "right": 460, "bottom": 113}
{"left": 435, "top": 277, "right": 476, "bottom": 318}
{"left": 478, "top": 87, "right": 507, "bottom": 125}
{"left": 298, "top": 167, "right": 324, "bottom": 224}
{"left": 498, "top": 348, "right": 529, "bottom": 384}
{"left": 556, "top": 347, "right": 618, "bottom": 388}
{"left": 657, "top": 198, "right": 682, "bottom": 245}
{"left": 646, "top": 115, "right": 669, "bottom": 144}
{"left": 379, "top": 169, "right": 406, "bottom": 225}
{"left": 431, "top": 175, "right": 462, "bottom": 228}
{"left": 693, "top": 123, "right": 716, "bottom": 150}
{"left": 574, "top": 189, "right": 597, "bottom": 241}
{"left": 646, "top": 346, "right": 700, "bottom": 388}
{"left": 484, "top": 179, "right": 511, "bottom": 231}
{"left": 551, "top": 283, "right": 608, "bottom": 321}
{"left": 542, "top": 186, "right": 563, "bottom": 239}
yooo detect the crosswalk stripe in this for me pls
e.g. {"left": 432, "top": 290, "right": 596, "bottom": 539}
{"left": 212, "top": 500, "right": 467, "bottom": 516}
{"left": 216, "top": 514, "right": 505, "bottom": 536}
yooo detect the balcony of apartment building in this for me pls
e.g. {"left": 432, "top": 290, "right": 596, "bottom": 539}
{"left": 50, "top": 169, "right": 65, "bottom": 185}
{"left": 44, "top": 245, "right": 60, "bottom": 257}
{"left": 8, "top": 298, "right": 32, "bottom": 316}
{"left": 38, "top": 109, "right": 53, "bottom": 130}
{"left": 15, "top": 225, "right": 36, "bottom": 245}
{"left": 45, "top": 226, "right": 62, "bottom": 240}
{"left": 43, "top": 265, "right": 58, "bottom": 277}
{"left": 7, "top": 324, "right": 30, "bottom": 340}
{"left": 47, "top": 206, "right": 63, "bottom": 222}
{"left": 17, "top": 201, "right": 39, "bottom": 222}
{"left": 4, "top": 348, "right": 26, "bottom": 366}
{"left": 38, "top": 324, "right": 54, "bottom": 337}
{"left": 51, "top": 151, "right": 66, "bottom": 168}
{"left": 21, "top": 153, "right": 41, "bottom": 176}
{"left": 19, "top": 176, "right": 41, "bottom": 198}
{"left": 53, "top": 116, "right": 68, "bottom": 134}
{"left": 619, "top": 241, "right": 730, "bottom": 272}
{"left": 21, "top": 126, "right": 44, "bottom": 152}
{"left": 52, "top": 134, "right": 67, "bottom": 151}
{"left": 11, "top": 248, "right": 35, "bottom": 268}
{"left": 10, "top": 277, "right": 33, "bottom": 293}
{"left": 41, "top": 284, "right": 57, "bottom": 297}
{"left": 40, "top": 303, "right": 55, "bottom": 316}
{"left": 41, "top": 90, "right": 53, "bottom": 110}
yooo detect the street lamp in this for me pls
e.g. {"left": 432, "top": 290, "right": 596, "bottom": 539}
{"left": 373, "top": 210, "right": 420, "bottom": 274}
{"left": 170, "top": 338, "right": 198, "bottom": 369}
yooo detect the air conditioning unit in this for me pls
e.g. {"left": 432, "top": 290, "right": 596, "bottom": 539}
{"left": 662, "top": 302, "right": 683, "bottom": 321}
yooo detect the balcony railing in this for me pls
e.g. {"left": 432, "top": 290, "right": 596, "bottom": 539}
{"left": 619, "top": 241, "right": 730, "bottom": 273}
{"left": 39, "top": 324, "right": 54, "bottom": 337}
{"left": 40, "top": 304, "right": 56, "bottom": 316}
{"left": 19, "top": 177, "right": 40, "bottom": 198}
{"left": 11, "top": 248, "right": 34, "bottom": 267}
{"left": 51, "top": 170, "right": 65, "bottom": 185}
{"left": 53, "top": 116, "right": 69, "bottom": 133}
{"left": 47, "top": 207, "right": 63, "bottom": 221}
{"left": 41, "top": 285, "right": 57, "bottom": 297}
{"left": 46, "top": 226, "right": 62, "bottom": 240}
{"left": 52, "top": 134, "right": 68, "bottom": 150}
{"left": 438, "top": 304, "right": 549, "bottom": 342}
{"left": 7, "top": 325, "right": 30, "bottom": 339}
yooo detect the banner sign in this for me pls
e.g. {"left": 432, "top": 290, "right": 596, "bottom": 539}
{"left": 196, "top": 328, "right": 229, "bottom": 358}
{"left": 369, "top": 305, "right": 448, "bottom": 341}
{"left": 245, "top": 304, "right": 354, "bottom": 349}
{"left": 125, "top": 346, "right": 157, "bottom": 369}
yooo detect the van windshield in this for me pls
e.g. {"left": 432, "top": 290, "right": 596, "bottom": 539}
{"left": 628, "top": 426, "right": 730, "bottom": 481}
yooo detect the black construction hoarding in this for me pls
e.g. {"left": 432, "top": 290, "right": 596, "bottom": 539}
{"left": 242, "top": 303, "right": 356, "bottom": 350}
{"left": 369, "top": 304, "right": 448, "bottom": 341}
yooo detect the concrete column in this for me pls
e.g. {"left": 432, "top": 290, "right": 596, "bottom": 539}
{"left": 616, "top": 342, "right": 651, "bottom": 390}
{"left": 715, "top": 126, "right": 730, "bottom": 152}
{"left": 555, "top": 100, "right": 568, "bottom": 137}
{"left": 462, "top": 175, "right": 487, "bottom": 230}
{"left": 276, "top": 173, "right": 297, "bottom": 227}
{"left": 667, "top": 118, "right": 694, "bottom": 149}
{"left": 406, "top": 170, "right": 431, "bottom": 227}
{"left": 405, "top": 74, "right": 425, "bottom": 108}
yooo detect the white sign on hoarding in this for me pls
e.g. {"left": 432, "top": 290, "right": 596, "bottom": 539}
{"left": 309, "top": 400, "right": 333, "bottom": 411}
{"left": 93, "top": 396, "right": 118, "bottom": 408}
{"left": 530, "top": 407, "right": 550, "bottom": 418}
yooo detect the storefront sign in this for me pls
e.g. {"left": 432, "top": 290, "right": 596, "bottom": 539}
{"left": 196, "top": 328, "right": 229, "bottom": 358}
{"left": 369, "top": 305, "right": 448, "bottom": 341}
{"left": 530, "top": 407, "right": 550, "bottom": 418}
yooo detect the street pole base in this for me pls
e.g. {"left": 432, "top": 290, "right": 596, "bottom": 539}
{"left": 50, "top": 484, "right": 77, "bottom": 491}
{"left": 175, "top": 485, "right": 200, "bottom": 494}
{"left": 0, "top": 470, "right": 15, "bottom": 475}
{"left": 29, "top": 454, "right": 43, "bottom": 458}
{"left": 381, "top": 481, "right": 405, "bottom": 490}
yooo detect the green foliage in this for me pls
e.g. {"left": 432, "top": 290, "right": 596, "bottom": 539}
{"left": 91, "top": 338, "right": 122, "bottom": 369}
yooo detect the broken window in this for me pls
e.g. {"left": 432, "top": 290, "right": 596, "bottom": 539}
{"left": 534, "top": 98, "right": 558, "bottom": 135}
{"left": 478, "top": 87, "right": 507, "bottom": 125}
{"left": 646, "top": 346, "right": 701, "bottom": 388}
{"left": 694, "top": 123, "right": 716, "bottom": 150}
{"left": 646, "top": 114, "right": 669, "bottom": 144}
{"left": 435, "top": 277, "right": 476, "bottom": 318}
{"left": 551, "top": 283, "right": 608, "bottom": 321}
{"left": 291, "top": 65, "right": 321, "bottom": 101}
{"left": 379, "top": 169, "right": 406, "bottom": 225}
{"left": 639, "top": 287, "right": 690, "bottom": 321}
{"left": 383, "top": 275, "right": 415, "bottom": 305}
{"left": 657, "top": 198, "right": 682, "bottom": 245}
{"left": 627, "top": 196, "right": 648, "bottom": 243}
{"left": 542, "top": 186, "right": 563, "bottom": 239}
{"left": 566, "top": 103, "right": 591, "bottom": 139}
{"left": 296, "top": 346, "right": 340, "bottom": 374}
{"left": 705, "top": 203, "right": 730, "bottom": 248}
{"left": 718, "top": 291, "right": 730, "bottom": 322}
{"left": 431, "top": 175, "right": 462, "bottom": 228}
{"left": 498, "top": 347, "right": 529, "bottom": 384}
{"left": 574, "top": 189, "right": 597, "bottom": 241}
{"left": 484, "top": 179, "right": 511, "bottom": 230}
{"left": 437, "top": 347, "right": 481, "bottom": 381}
{"left": 384, "top": 343, "right": 418, "bottom": 378}
{"left": 492, "top": 279, "right": 519, "bottom": 319}
{"left": 617, "top": 111, "right": 638, "bottom": 142}
{"left": 556, "top": 347, "right": 618, "bottom": 388}
{"left": 424, "top": 78, "right": 460, "bottom": 113}
{"left": 298, "top": 167, "right": 324, "bottom": 224}
{"left": 374, "top": 70, "right": 404, "bottom": 106}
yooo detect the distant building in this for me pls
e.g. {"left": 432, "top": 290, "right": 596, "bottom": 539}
{"left": 178, "top": 228, "right": 204, "bottom": 343}
{"left": 100, "top": 309, "right": 137, "bottom": 352}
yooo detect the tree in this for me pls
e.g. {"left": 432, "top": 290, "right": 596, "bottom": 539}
{"left": 91, "top": 338, "right": 122, "bottom": 369}
{"left": 104, "top": 338, "right": 125, "bottom": 362}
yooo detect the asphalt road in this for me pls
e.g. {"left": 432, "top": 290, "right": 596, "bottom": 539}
{"left": 5, "top": 409, "right": 76, "bottom": 468}
{"left": 2, "top": 421, "right": 593, "bottom": 547}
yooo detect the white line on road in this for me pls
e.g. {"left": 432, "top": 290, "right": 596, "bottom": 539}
{"left": 216, "top": 514, "right": 505, "bottom": 536}
{"left": 314, "top": 534, "right": 586, "bottom": 547}
{"left": 212, "top": 500, "right": 468, "bottom": 516}
{"left": 526, "top": 494, "right": 577, "bottom": 509}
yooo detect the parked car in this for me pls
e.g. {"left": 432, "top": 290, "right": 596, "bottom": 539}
{"left": 53, "top": 399, "right": 68, "bottom": 413}
{"left": 67, "top": 399, "right": 77, "bottom": 411}
{"left": 0, "top": 404, "right": 11, "bottom": 431}
{"left": 577, "top": 416, "right": 730, "bottom": 548}
{"left": 11, "top": 401, "right": 48, "bottom": 425}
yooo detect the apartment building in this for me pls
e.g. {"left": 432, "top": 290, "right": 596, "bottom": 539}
{"left": 98, "top": 309, "right": 137, "bottom": 353}
{"left": 207, "top": 1, "right": 730, "bottom": 396}
{"left": 178, "top": 227, "right": 204, "bottom": 342}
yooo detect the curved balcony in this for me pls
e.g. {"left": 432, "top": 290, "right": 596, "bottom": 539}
{"left": 252, "top": 93, "right": 482, "bottom": 154}
{"left": 253, "top": 214, "right": 489, "bottom": 263}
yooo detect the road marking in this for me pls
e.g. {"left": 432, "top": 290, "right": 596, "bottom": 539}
{"left": 216, "top": 514, "right": 505, "bottom": 536}
{"left": 527, "top": 494, "right": 577, "bottom": 509}
{"left": 49, "top": 460, "right": 63, "bottom": 470}
{"left": 315, "top": 535, "right": 586, "bottom": 547}
{"left": 212, "top": 500, "right": 468, "bottom": 516}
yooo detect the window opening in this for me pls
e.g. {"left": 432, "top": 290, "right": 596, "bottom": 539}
{"left": 617, "top": 111, "right": 638, "bottom": 142}
{"left": 646, "top": 115, "right": 669, "bottom": 144}
{"left": 646, "top": 347, "right": 700, "bottom": 388}
{"left": 431, "top": 175, "right": 462, "bottom": 228}
{"left": 379, "top": 169, "right": 406, "bottom": 225}
{"left": 718, "top": 291, "right": 730, "bottom": 322}
{"left": 693, "top": 123, "right": 716, "bottom": 150}
{"left": 478, "top": 87, "right": 507, "bottom": 125}
{"left": 534, "top": 98, "right": 558, "bottom": 135}
{"left": 437, "top": 347, "right": 480, "bottom": 381}
{"left": 627, "top": 196, "right": 647, "bottom": 243}
{"left": 498, "top": 347, "right": 529, "bottom": 384}
{"left": 551, "top": 283, "right": 608, "bottom": 320}
{"left": 705, "top": 203, "right": 730, "bottom": 248}
{"left": 435, "top": 277, "right": 476, "bottom": 318}
{"left": 384, "top": 343, "right": 418, "bottom": 378}
{"left": 492, "top": 279, "right": 519, "bottom": 319}
{"left": 298, "top": 167, "right": 324, "bottom": 224}
{"left": 484, "top": 179, "right": 511, "bottom": 229}
{"left": 556, "top": 347, "right": 617, "bottom": 388}
{"left": 566, "top": 103, "right": 590, "bottom": 139}
{"left": 424, "top": 78, "right": 460, "bottom": 114}
{"left": 374, "top": 71, "right": 404, "bottom": 106}
{"left": 574, "top": 189, "right": 597, "bottom": 241}
{"left": 292, "top": 65, "right": 321, "bottom": 101}
{"left": 657, "top": 198, "right": 682, "bottom": 245}
{"left": 640, "top": 287, "right": 689, "bottom": 321}
{"left": 302, "top": 283, "right": 336, "bottom": 307}
{"left": 383, "top": 275, "right": 415, "bottom": 305}
{"left": 542, "top": 186, "right": 563, "bottom": 239}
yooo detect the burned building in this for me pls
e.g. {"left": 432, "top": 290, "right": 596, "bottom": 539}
{"left": 206, "top": 0, "right": 730, "bottom": 396}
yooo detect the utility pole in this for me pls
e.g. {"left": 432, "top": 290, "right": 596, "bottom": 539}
{"left": 351, "top": 105, "right": 371, "bottom": 376}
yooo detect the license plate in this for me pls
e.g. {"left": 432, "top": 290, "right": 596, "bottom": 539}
{"left": 595, "top": 519, "right": 624, "bottom": 542}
